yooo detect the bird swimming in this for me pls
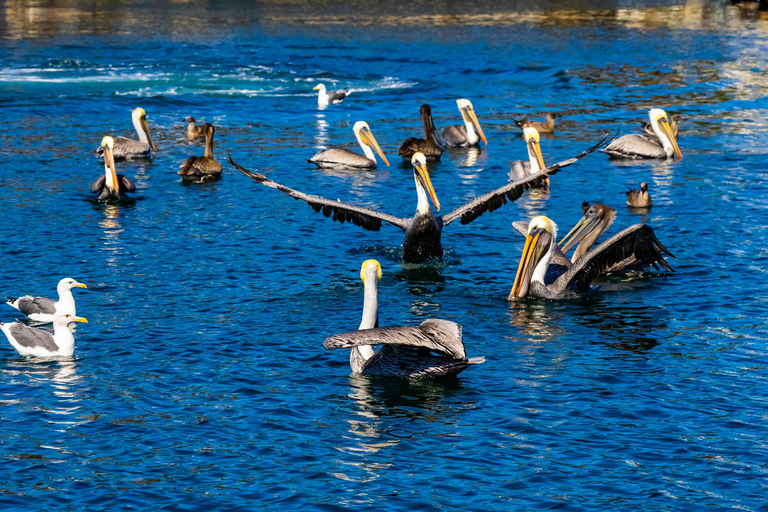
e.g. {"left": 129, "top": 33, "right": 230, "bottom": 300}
{"left": 626, "top": 182, "right": 652, "bottom": 207}
{"left": 178, "top": 123, "right": 223, "bottom": 182}
{"left": 514, "top": 113, "right": 559, "bottom": 134}
{"left": 601, "top": 108, "right": 682, "bottom": 159}
{"left": 308, "top": 121, "right": 389, "bottom": 170}
{"left": 314, "top": 83, "right": 349, "bottom": 107}
{"left": 323, "top": 259, "right": 484, "bottom": 378}
{"left": 6, "top": 278, "right": 87, "bottom": 323}
{"left": 398, "top": 104, "right": 443, "bottom": 161}
{"left": 442, "top": 99, "right": 487, "bottom": 147}
{"left": 95, "top": 107, "right": 157, "bottom": 159}
{"left": 558, "top": 203, "right": 616, "bottom": 262}
{"left": 1, "top": 313, "right": 87, "bottom": 357}
{"left": 184, "top": 116, "right": 206, "bottom": 140}
{"left": 229, "top": 134, "right": 610, "bottom": 264}
{"left": 508, "top": 127, "right": 549, "bottom": 186}
{"left": 90, "top": 136, "right": 137, "bottom": 202}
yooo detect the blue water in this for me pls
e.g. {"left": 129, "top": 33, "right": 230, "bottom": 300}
{"left": 2, "top": 1, "right": 768, "bottom": 509}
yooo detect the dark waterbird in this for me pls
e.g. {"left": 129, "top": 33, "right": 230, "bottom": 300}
{"left": 398, "top": 104, "right": 443, "bottom": 161}
{"left": 642, "top": 113, "right": 683, "bottom": 140}
{"left": 184, "top": 116, "right": 207, "bottom": 140}
{"left": 90, "top": 136, "right": 137, "bottom": 202}
{"left": 94, "top": 107, "right": 157, "bottom": 160}
{"left": 178, "top": 123, "right": 223, "bottom": 182}
{"left": 514, "top": 112, "right": 559, "bottom": 134}
{"left": 626, "top": 182, "right": 652, "bottom": 207}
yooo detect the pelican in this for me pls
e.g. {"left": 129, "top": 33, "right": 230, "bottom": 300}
{"left": 228, "top": 134, "right": 610, "bottom": 264}
{"left": 90, "top": 136, "right": 137, "bottom": 202}
{"left": 514, "top": 113, "right": 559, "bottom": 134}
{"left": 314, "top": 84, "right": 349, "bottom": 107}
{"left": 184, "top": 116, "right": 206, "bottom": 140}
{"left": 626, "top": 182, "right": 652, "bottom": 207}
{"left": 324, "top": 260, "right": 484, "bottom": 378}
{"left": 510, "top": 216, "right": 673, "bottom": 300}
{"left": 643, "top": 114, "right": 683, "bottom": 139}
{"left": 179, "top": 124, "right": 223, "bottom": 182}
{"left": 95, "top": 107, "right": 157, "bottom": 159}
{"left": 508, "top": 127, "right": 549, "bottom": 186}
{"left": 398, "top": 104, "right": 443, "bottom": 161}
{"left": 601, "top": 108, "right": 682, "bottom": 159}
{"left": 308, "top": 121, "right": 389, "bottom": 170}
{"left": 558, "top": 203, "right": 616, "bottom": 262}
{"left": 442, "top": 99, "right": 487, "bottom": 147}
{"left": 6, "top": 278, "right": 87, "bottom": 323}
{"left": 1, "top": 313, "right": 87, "bottom": 357}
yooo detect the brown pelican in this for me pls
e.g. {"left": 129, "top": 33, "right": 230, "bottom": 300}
{"left": 508, "top": 127, "right": 549, "bottom": 186}
{"left": 642, "top": 114, "right": 683, "bottom": 139}
{"left": 90, "top": 136, "right": 137, "bottom": 202}
{"left": 558, "top": 203, "right": 616, "bottom": 262}
{"left": 228, "top": 134, "right": 610, "bottom": 264}
{"left": 6, "top": 278, "right": 87, "bottom": 323}
{"left": 510, "top": 216, "right": 673, "bottom": 300}
{"left": 626, "top": 182, "right": 652, "bottom": 207}
{"left": 95, "top": 107, "right": 157, "bottom": 159}
{"left": 601, "top": 108, "right": 682, "bottom": 160}
{"left": 309, "top": 121, "right": 389, "bottom": 170}
{"left": 442, "top": 99, "right": 487, "bottom": 147}
{"left": 514, "top": 113, "right": 559, "bottom": 134}
{"left": 314, "top": 83, "right": 349, "bottom": 107}
{"left": 324, "top": 259, "right": 484, "bottom": 378}
{"left": 184, "top": 116, "right": 206, "bottom": 140}
{"left": 1, "top": 313, "right": 87, "bottom": 357}
{"left": 179, "top": 124, "right": 223, "bottom": 182}
{"left": 397, "top": 104, "right": 443, "bottom": 161}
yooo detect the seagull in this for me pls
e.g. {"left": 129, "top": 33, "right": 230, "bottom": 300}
{"left": 6, "top": 278, "right": 87, "bottom": 323}
{"left": 1, "top": 313, "right": 88, "bottom": 357}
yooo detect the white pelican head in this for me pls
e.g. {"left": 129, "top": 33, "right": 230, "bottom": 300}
{"left": 523, "top": 127, "right": 545, "bottom": 174}
{"left": 649, "top": 108, "right": 681, "bottom": 159}
{"left": 456, "top": 98, "right": 487, "bottom": 145}
{"left": 100, "top": 136, "right": 119, "bottom": 193}
{"left": 131, "top": 107, "right": 156, "bottom": 152}
{"left": 411, "top": 152, "right": 441, "bottom": 214}
{"left": 510, "top": 216, "right": 558, "bottom": 298}
{"left": 353, "top": 121, "right": 389, "bottom": 166}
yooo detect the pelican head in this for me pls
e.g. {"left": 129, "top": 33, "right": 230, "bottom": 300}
{"left": 523, "top": 127, "right": 545, "bottom": 173}
{"left": 558, "top": 203, "right": 617, "bottom": 261}
{"left": 411, "top": 152, "right": 441, "bottom": 214}
{"left": 360, "top": 259, "right": 383, "bottom": 284}
{"left": 358, "top": 259, "right": 382, "bottom": 338}
{"left": 420, "top": 104, "right": 443, "bottom": 147}
{"left": 456, "top": 98, "right": 487, "bottom": 145}
{"left": 131, "top": 107, "right": 156, "bottom": 153}
{"left": 649, "top": 108, "right": 681, "bottom": 159}
{"left": 353, "top": 121, "right": 389, "bottom": 166}
{"left": 183, "top": 116, "right": 195, "bottom": 123}
{"left": 101, "top": 135, "right": 119, "bottom": 193}
{"left": 510, "top": 216, "right": 557, "bottom": 298}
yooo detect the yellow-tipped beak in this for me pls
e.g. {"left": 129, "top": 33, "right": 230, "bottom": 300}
{"left": 466, "top": 107, "right": 487, "bottom": 145}
{"left": 511, "top": 232, "right": 540, "bottom": 298}
{"left": 659, "top": 118, "right": 682, "bottom": 158}
{"left": 415, "top": 162, "right": 441, "bottom": 211}
{"left": 74, "top": 317, "right": 88, "bottom": 324}
{"left": 313, "top": 85, "right": 320, "bottom": 90}
{"left": 76, "top": 283, "right": 87, "bottom": 289}
{"left": 529, "top": 139, "right": 545, "bottom": 172}
{"left": 140, "top": 116, "right": 157, "bottom": 153}
{"left": 360, "top": 128, "right": 389, "bottom": 166}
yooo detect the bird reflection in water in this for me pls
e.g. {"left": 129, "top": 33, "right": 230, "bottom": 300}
{"left": 507, "top": 301, "right": 568, "bottom": 343}
{"left": 573, "top": 297, "right": 665, "bottom": 355}
{"left": 98, "top": 204, "right": 126, "bottom": 268}
{"left": 393, "top": 265, "right": 446, "bottom": 299}
{"left": 315, "top": 112, "right": 329, "bottom": 149}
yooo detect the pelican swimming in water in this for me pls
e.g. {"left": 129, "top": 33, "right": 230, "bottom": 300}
{"left": 442, "top": 99, "right": 487, "bottom": 147}
{"left": 508, "top": 127, "right": 549, "bottom": 186}
{"left": 308, "top": 121, "right": 389, "bottom": 170}
{"left": 398, "top": 104, "right": 443, "bottom": 161}
{"left": 314, "top": 83, "right": 349, "bottom": 107}
{"left": 514, "top": 113, "right": 559, "bottom": 134}
{"left": 1, "top": 313, "right": 87, "bottom": 357}
{"left": 95, "top": 107, "right": 157, "bottom": 159}
{"left": 324, "top": 260, "right": 484, "bottom": 378}
{"left": 626, "top": 182, "right": 652, "bottom": 207}
{"left": 601, "top": 108, "right": 682, "bottom": 160}
{"left": 229, "top": 134, "right": 610, "bottom": 264}
{"left": 558, "top": 203, "right": 616, "bottom": 262}
{"left": 184, "top": 116, "right": 206, "bottom": 140}
{"left": 509, "top": 216, "right": 673, "bottom": 300}
{"left": 178, "top": 124, "right": 223, "bottom": 182}
{"left": 6, "top": 278, "right": 87, "bottom": 323}
{"left": 90, "top": 136, "right": 137, "bottom": 202}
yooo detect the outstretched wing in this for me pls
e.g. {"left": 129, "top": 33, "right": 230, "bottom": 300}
{"left": 324, "top": 319, "right": 466, "bottom": 359}
{"left": 228, "top": 154, "right": 409, "bottom": 232}
{"left": 550, "top": 224, "right": 674, "bottom": 296}
{"left": 441, "top": 133, "right": 614, "bottom": 227}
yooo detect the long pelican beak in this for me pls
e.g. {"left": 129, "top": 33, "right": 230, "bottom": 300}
{"left": 510, "top": 228, "right": 551, "bottom": 298}
{"left": 424, "top": 111, "right": 443, "bottom": 147}
{"left": 359, "top": 127, "right": 389, "bottom": 166}
{"left": 463, "top": 106, "right": 487, "bottom": 145}
{"left": 528, "top": 138, "right": 545, "bottom": 172}
{"left": 414, "top": 160, "right": 441, "bottom": 211}
{"left": 558, "top": 214, "right": 600, "bottom": 253}
{"left": 140, "top": 115, "right": 157, "bottom": 153}
{"left": 658, "top": 117, "right": 681, "bottom": 158}
{"left": 104, "top": 144, "right": 119, "bottom": 194}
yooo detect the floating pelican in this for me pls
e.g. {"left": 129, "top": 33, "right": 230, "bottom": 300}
{"left": 626, "top": 182, "right": 652, "bottom": 207}
{"left": 442, "top": 99, "right": 487, "bottom": 147}
{"left": 314, "top": 83, "right": 349, "bottom": 107}
{"left": 514, "top": 113, "right": 559, "bottom": 134}
{"left": 229, "top": 134, "right": 609, "bottom": 264}
{"left": 558, "top": 203, "right": 616, "bottom": 262}
{"left": 6, "top": 278, "right": 87, "bottom": 323}
{"left": 184, "top": 116, "right": 206, "bottom": 140}
{"left": 179, "top": 124, "right": 223, "bottom": 182}
{"left": 1, "top": 313, "right": 87, "bottom": 357}
{"left": 508, "top": 127, "right": 549, "bottom": 186}
{"left": 324, "top": 260, "right": 484, "bottom": 378}
{"left": 509, "top": 216, "right": 673, "bottom": 300}
{"left": 95, "top": 107, "right": 156, "bottom": 159}
{"left": 601, "top": 108, "right": 681, "bottom": 159}
{"left": 308, "top": 121, "right": 389, "bottom": 170}
{"left": 90, "top": 136, "right": 137, "bottom": 202}
{"left": 398, "top": 104, "right": 443, "bottom": 161}
{"left": 643, "top": 114, "right": 683, "bottom": 139}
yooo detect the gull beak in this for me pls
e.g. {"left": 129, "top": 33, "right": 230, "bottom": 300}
{"left": 558, "top": 214, "right": 599, "bottom": 253}
{"left": 140, "top": 115, "right": 157, "bottom": 153}
{"left": 414, "top": 160, "right": 441, "bottom": 211}
{"left": 464, "top": 106, "right": 487, "bottom": 145}
{"left": 659, "top": 117, "right": 682, "bottom": 158}
{"left": 75, "top": 283, "right": 87, "bottom": 289}
{"left": 74, "top": 317, "right": 88, "bottom": 324}
{"left": 313, "top": 85, "right": 320, "bottom": 90}
{"left": 510, "top": 228, "right": 550, "bottom": 298}
{"left": 359, "top": 127, "right": 389, "bottom": 166}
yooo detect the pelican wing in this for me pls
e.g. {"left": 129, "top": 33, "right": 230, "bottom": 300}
{"left": 397, "top": 138, "right": 443, "bottom": 159}
{"left": 550, "top": 224, "right": 674, "bottom": 296}
{"left": 118, "top": 174, "right": 136, "bottom": 192}
{"left": 228, "top": 154, "right": 409, "bottom": 231}
{"left": 442, "top": 125, "right": 468, "bottom": 147}
{"left": 95, "top": 137, "right": 150, "bottom": 159}
{"left": 308, "top": 148, "right": 375, "bottom": 169}
{"left": 508, "top": 160, "right": 531, "bottom": 182}
{"left": 179, "top": 156, "right": 223, "bottom": 176}
{"left": 325, "top": 319, "right": 466, "bottom": 359}
{"left": 600, "top": 134, "right": 666, "bottom": 159}
{"left": 90, "top": 175, "right": 106, "bottom": 193}
{"left": 441, "top": 133, "right": 612, "bottom": 226}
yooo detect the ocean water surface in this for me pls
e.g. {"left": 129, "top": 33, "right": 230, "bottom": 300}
{"left": 1, "top": 0, "right": 768, "bottom": 509}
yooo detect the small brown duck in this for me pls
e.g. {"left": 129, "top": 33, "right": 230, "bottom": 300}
{"left": 179, "top": 124, "right": 222, "bottom": 182}
{"left": 626, "top": 182, "right": 652, "bottom": 208}
{"left": 184, "top": 116, "right": 206, "bottom": 140}
{"left": 514, "top": 113, "right": 559, "bottom": 134}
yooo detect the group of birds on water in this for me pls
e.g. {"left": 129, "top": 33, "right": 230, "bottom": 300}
{"left": 2, "top": 82, "right": 684, "bottom": 379}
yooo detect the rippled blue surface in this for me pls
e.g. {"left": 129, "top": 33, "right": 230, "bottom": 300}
{"left": 2, "top": 1, "right": 768, "bottom": 509}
